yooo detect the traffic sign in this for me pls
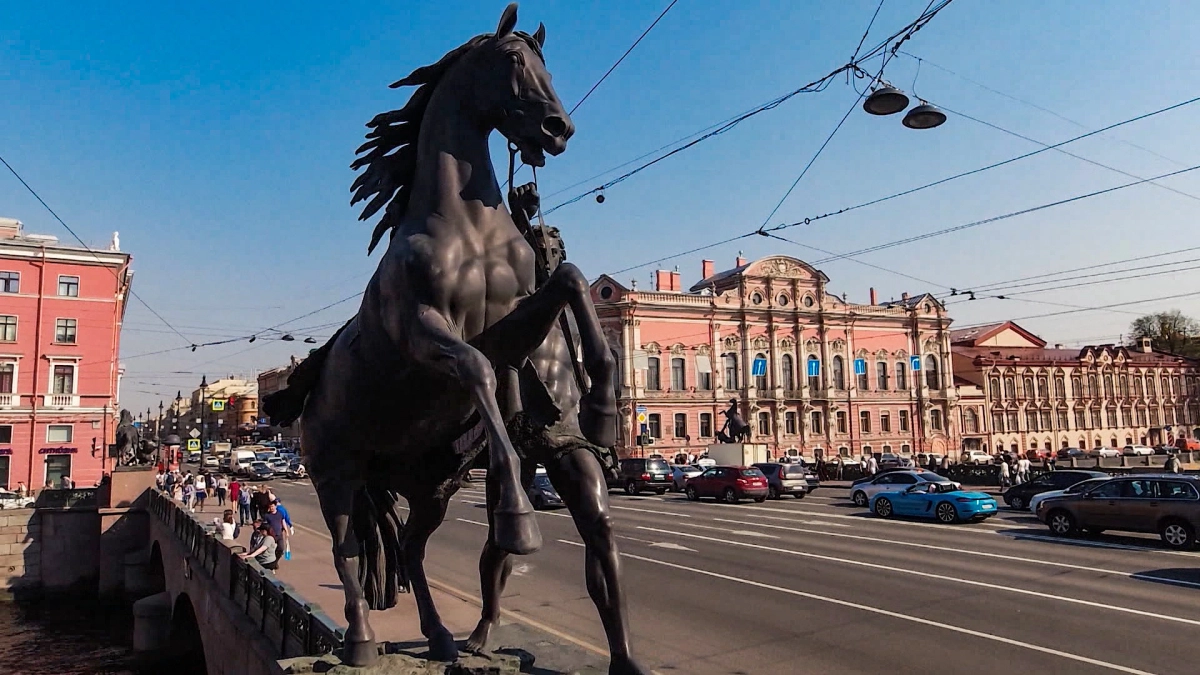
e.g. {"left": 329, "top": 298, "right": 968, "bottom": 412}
{"left": 211, "top": 399, "right": 226, "bottom": 412}
{"left": 132, "top": 421, "right": 142, "bottom": 428}
{"left": 188, "top": 428, "right": 201, "bottom": 439}
{"left": 637, "top": 412, "right": 647, "bottom": 424}
{"left": 640, "top": 423, "right": 648, "bottom": 434}
{"left": 910, "top": 355, "right": 922, "bottom": 372}
{"left": 806, "top": 359, "right": 820, "bottom": 377}
{"left": 636, "top": 405, "right": 647, "bottom": 413}
{"left": 853, "top": 358, "right": 866, "bottom": 375}
{"left": 751, "top": 357, "right": 767, "bottom": 377}
{"left": 186, "top": 438, "right": 201, "bottom": 451}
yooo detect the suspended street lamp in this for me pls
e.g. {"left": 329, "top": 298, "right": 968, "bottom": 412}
{"left": 863, "top": 86, "right": 910, "bottom": 116}
{"left": 902, "top": 102, "right": 947, "bottom": 130}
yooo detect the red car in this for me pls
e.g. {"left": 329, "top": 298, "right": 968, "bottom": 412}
{"left": 685, "top": 466, "right": 769, "bottom": 504}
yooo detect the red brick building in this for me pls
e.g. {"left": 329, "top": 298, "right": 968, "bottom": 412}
{"left": 0, "top": 218, "right": 132, "bottom": 489}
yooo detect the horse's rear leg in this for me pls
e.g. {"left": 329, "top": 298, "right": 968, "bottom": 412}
{"left": 314, "top": 481, "right": 377, "bottom": 666}
{"left": 404, "top": 495, "right": 457, "bottom": 662}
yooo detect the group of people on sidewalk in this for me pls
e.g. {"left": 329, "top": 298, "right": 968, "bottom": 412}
{"left": 156, "top": 469, "right": 232, "bottom": 513}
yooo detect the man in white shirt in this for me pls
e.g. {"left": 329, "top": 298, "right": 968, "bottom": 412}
{"left": 1016, "top": 457, "right": 1031, "bottom": 484}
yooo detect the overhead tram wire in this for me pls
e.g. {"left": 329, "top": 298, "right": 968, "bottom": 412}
{"left": 0, "top": 153, "right": 197, "bottom": 347}
{"left": 955, "top": 289, "right": 1200, "bottom": 327}
{"left": 963, "top": 245, "right": 1200, "bottom": 294}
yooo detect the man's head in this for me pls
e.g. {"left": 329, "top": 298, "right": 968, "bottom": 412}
{"left": 267, "top": 502, "right": 278, "bottom": 513}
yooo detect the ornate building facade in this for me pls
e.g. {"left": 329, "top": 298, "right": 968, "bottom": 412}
{"left": 591, "top": 255, "right": 959, "bottom": 460}
{"left": 951, "top": 322, "right": 1200, "bottom": 455}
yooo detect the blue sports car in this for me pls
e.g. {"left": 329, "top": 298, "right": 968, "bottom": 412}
{"left": 869, "top": 482, "right": 998, "bottom": 523}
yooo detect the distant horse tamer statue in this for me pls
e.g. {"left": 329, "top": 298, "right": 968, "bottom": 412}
{"left": 715, "top": 398, "right": 751, "bottom": 443}
{"left": 262, "top": 4, "right": 641, "bottom": 670}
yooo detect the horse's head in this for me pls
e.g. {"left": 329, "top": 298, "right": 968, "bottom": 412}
{"left": 474, "top": 3, "right": 573, "bottom": 167}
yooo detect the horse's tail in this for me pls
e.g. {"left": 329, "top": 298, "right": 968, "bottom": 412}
{"left": 261, "top": 318, "right": 353, "bottom": 427}
{"left": 352, "top": 485, "right": 409, "bottom": 611}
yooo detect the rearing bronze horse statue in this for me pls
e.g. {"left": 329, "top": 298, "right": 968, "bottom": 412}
{"left": 263, "top": 4, "right": 645, "bottom": 671}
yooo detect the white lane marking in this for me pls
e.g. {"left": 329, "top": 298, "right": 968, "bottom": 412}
{"left": 609, "top": 505, "right": 691, "bottom": 518}
{"left": 798, "top": 520, "right": 850, "bottom": 528}
{"left": 649, "top": 542, "right": 697, "bottom": 552}
{"left": 456, "top": 518, "right": 488, "bottom": 527}
{"left": 459, "top": 499, "right": 485, "bottom": 505}
{"left": 554, "top": 539, "right": 1156, "bottom": 675}
{"left": 1009, "top": 533, "right": 1200, "bottom": 558}
{"left": 638, "top": 526, "right": 1200, "bottom": 628}
{"left": 654, "top": 522, "right": 778, "bottom": 539}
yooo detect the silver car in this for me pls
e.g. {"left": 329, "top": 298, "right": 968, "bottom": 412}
{"left": 671, "top": 465, "right": 705, "bottom": 492}
{"left": 850, "top": 471, "right": 960, "bottom": 507}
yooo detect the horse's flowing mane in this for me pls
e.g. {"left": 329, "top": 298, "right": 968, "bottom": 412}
{"left": 351, "top": 31, "right": 544, "bottom": 254}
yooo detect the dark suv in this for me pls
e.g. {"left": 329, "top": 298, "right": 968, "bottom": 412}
{"left": 609, "top": 457, "right": 673, "bottom": 495}
{"left": 1038, "top": 475, "right": 1200, "bottom": 549}
{"left": 1002, "top": 470, "right": 1106, "bottom": 510}
{"left": 753, "top": 463, "right": 810, "bottom": 499}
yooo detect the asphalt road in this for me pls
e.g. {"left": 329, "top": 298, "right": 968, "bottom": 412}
{"left": 257, "top": 475, "right": 1200, "bottom": 675}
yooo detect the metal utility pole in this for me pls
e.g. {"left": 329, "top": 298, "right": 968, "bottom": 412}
{"left": 198, "top": 375, "right": 208, "bottom": 467}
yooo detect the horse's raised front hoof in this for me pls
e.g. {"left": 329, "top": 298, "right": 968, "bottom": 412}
{"left": 427, "top": 628, "right": 459, "bottom": 662}
{"left": 465, "top": 617, "right": 496, "bottom": 654}
{"left": 609, "top": 654, "right": 652, "bottom": 675}
{"left": 492, "top": 508, "right": 542, "bottom": 555}
{"left": 579, "top": 393, "right": 618, "bottom": 449}
{"left": 342, "top": 638, "right": 380, "bottom": 667}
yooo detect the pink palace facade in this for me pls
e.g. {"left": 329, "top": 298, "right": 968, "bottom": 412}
{"left": 590, "top": 255, "right": 959, "bottom": 461}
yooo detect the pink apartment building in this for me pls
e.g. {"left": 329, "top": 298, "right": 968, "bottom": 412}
{"left": 0, "top": 218, "right": 132, "bottom": 489}
{"left": 591, "top": 255, "right": 959, "bottom": 461}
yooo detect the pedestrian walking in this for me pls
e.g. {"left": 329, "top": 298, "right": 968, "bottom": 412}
{"left": 237, "top": 487, "right": 252, "bottom": 525}
{"left": 240, "top": 522, "right": 279, "bottom": 572}
{"left": 1166, "top": 453, "right": 1183, "bottom": 474}
{"left": 833, "top": 456, "right": 844, "bottom": 481}
{"left": 865, "top": 454, "right": 878, "bottom": 477}
{"left": 229, "top": 478, "right": 241, "bottom": 507}
{"left": 194, "top": 473, "right": 208, "bottom": 512}
{"left": 940, "top": 455, "right": 950, "bottom": 472}
{"left": 182, "top": 481, "right": 195, "bottom": 511}
{"left": 275, "top": 499, "right": 295, "bottom": 561}
{"left": 252, "top": 486, "right": 272, "bottom": 522}
{"left": 15, "top": 482, "right": 26, "bottom": 499}
{"left": 998, "top": 460, "right": 1011, "bottom": 489}
{"left": 215, "top": 475, "right": 228, "bottom": 507}
{"left": 263, "top": 501, "right": 294, "bottom": 562}
{"left": 1016, "top": 456, "right": 1031, "bottom": 484}
{"left": 214, "top": 509, "right": 240, "bottom": 541}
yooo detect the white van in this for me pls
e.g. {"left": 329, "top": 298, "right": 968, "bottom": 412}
{"left": 227, "top": 449, "right": 257, "bottom": 475}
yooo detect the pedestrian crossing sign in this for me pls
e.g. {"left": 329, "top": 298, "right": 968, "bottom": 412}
{"left": 186, "top": 439, "right": 201, "bottom": 451}
{"left": 211, "top": 399, "right": 226, "bottom": 412}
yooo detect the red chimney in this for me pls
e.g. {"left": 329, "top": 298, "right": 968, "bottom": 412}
{"left": 901, "top": 292, "right": 910, "bottom": 302}
{"left": 869, "top": 287, "right": 877, "bottom": 306}
{"left": 655, "top": 270, "right": 671, "bottom": 292}
{"left": 670, "top": 270, "right": 681, "bottom": 292}
{"left": 701, "top": 259, "right": 715, "bottom": 281}
{"left": 736, "top": 255, "right": 747, "bottom": 267}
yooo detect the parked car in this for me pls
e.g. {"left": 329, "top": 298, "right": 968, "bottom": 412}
{"left": 248, "top": 461, "right": 274, "bottom": 480}
{"left": 878, "top": 453, "right": 914, "bottom": 470}
{"left": 916, "top": 453, "right": 945, "bottom": 468}
{"left": 1177, "top": 438, "right": 1200, "bottom": 452}
{"left": 527, "top": 474, "right": 564, "bottom": 510}
{"left": 870, "top": 482, "right": 998, "bottom": 523}
{"left": 285, "top": 462, "right": 307, "bottom": 479}
{"left": 1038, "top": 475, "right": 1200, "bottom": 549}
{"left": 1027, "top": 476, "right": 1111, "bottom": 514}
{"left": 1056, "top": 447, "right": 1088, "bottom": 460}
{"left": 608, "top": 457, "right": 673, "bottom": 495}
{"left": 254, "top": 451, "right": 277, "bottom": 462}
{"left": 1001, "top": 470, "right": 1107, "bottom": 510}
{"left": 752, "top": 462, "right": 809, "bottom": 499}
{"left": 202, "top": 455, "right": 219, "bottom": 469}
{"left": 268, "top": 458, "right": 290, "bottom": 473}
{"left": 670, "top": 465, "right": 705, "bottom": 492}
{"left": 1089, "top": 447, "right": 1120, "bottom": 459}
{"left": 0, "top": 489, "right": 35, "bottom": 510}
{"left": 961, "top": 450, "right": 994, "bottom": 466}
{"left": 1123, "top": 445, "right": 1154, "bottom": 456}
{"left": 684, "top": 466, "right": 769, "bottom": 504}
{"left": 850, "top": 471, "right": 960, "bottom": 507}
{"left": 187, "top": 450, "right": 201, "bottom": 463}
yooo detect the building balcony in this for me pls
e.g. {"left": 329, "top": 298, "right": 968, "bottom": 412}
{"left": 44, "top": 394, "right": 80, "bottom": 408}
{"left": 0, "top": 393, "right": 15, "bottom": 407}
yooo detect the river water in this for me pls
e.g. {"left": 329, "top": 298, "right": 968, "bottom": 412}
{"left": 0, "top": 599, "right": 136, "bottom": 675}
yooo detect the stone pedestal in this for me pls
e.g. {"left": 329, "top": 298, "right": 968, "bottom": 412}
{"left": 281, "top": 651, "right": 526, "bottom": 675}
{"left": 132, "top": 590, "right": 172, "bottom": 652}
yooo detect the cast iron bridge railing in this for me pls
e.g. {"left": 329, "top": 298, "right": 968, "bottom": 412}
{"left": 147, "top": 489, "right": 345, "bottom": 658}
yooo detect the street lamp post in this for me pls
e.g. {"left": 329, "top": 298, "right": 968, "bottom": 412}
{"left": 199, "top": 375, "right": 209, "bottom": 468}
{"left": 156, "top": 400, "right": 164, "bottom": 466}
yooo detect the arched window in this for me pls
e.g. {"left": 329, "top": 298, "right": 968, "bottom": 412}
{"left": 895, "top": 361, "right": 908, "bottom": 390}
{"left": 989, "top": 378, "right": 1001, "bottom": 400}
{"left": 1023, "top": 377, "right": 1034, "bottom": 399}
{"left": 876, "top": 361, "right": 889, "bottom": 390}
{"left": 670, "top": 357, "right": 685, "bottom": 391}
{"left": 963, "top": 408, "right": 979, "bottom": 433}
{"left": 1004, "top": 377, "right": 1016, "bottom": 399}
{"left": 807, "top": 356, "right": 820, "bottom": 391}
{"left": 1134, "top": 377, "right": 1144, "bottom": 397}
{"left": 1038, "top": 376, "right": 1048, "bottom": 399}
{"left": 1087, "top": 374, "right": 1098, "bottom": 397}
{"left": 723, "top": 354, "right": 739, "bottom": 391}
{"left": 1148, "top": 377, "right": 1157, "bottom": 397}
{"left": 646, "top": 356, "right": 661, "bottom": 390}
{"left": 925, "top": 355, "right": 940, "bottom": 390}
{"left": 1104, "top": 375, "right": 1114, "bottom": 399}
{"left": 780, "top": 354, "right": 795, "bottom": 391}
{"left": 1120, "top": 375, "right": 1129, "bottom": 397}
{"left": 832, "top": 356, "right": 845, "bottom": 390}
{"left": 1071, "top": 375, "right": 1083, "bottom": 397}
{"left": 754, "top": 353, "right": 768, "bottom": 391}
{"left": 1055, "top": 376, "right": 1065, "bottom": 398}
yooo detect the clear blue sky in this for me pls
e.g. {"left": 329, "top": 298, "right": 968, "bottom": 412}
{"left": 4, "top": 1, "right": 1199, "bottom": 414}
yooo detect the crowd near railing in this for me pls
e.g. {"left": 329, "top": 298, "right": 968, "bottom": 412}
{"left": 147, "top": 489, "right": 345, "bottom": 658}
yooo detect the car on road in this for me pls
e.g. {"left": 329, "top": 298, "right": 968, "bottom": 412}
{"left": 608, "top": 457, "right": 673, "bottom": 495}
{"left": 1001, "top": 469, "right": 1106, "bottom": 510}
{"left": 1088, "top": 446, "right": 1120, "bottom": 459}
{"left": 187, "top": 451, "right": 201, "bottom": 464}
{"left": 752, "top": 462, "right": 809, "bottom": 499}
{"left": 1123, "top": 445, "right": 1154, "bottom": 456}
{"left": 870, "top": 482, "right": 998, "bottom": 523}
{"left": 684, "top": 466, "right": 768, "bottom": 504}
{"left": 877, "top": 453, "right": 914, "bottom": 471}
{"left": 961, "top": 450, "right": 994, "bottom": 466}
{"left": 1038, "top": 475, "right": 1200, "bottom": 549}
{"left": 0, "top": 489, "right": 35, "bottom": 510}
{"left": 254, "top": 451, "right": 276, "bottom": 462}
{"left": 286, "top": 462, "right": 307, "bottom": 479}
{"left": 248, "top": 461, "right": 274, "bottom": 481}
{"left": 670, "top": 465, "right": 704, "bottom": 492}
{"left": 1027, "top": 476, "right": 1111, "bottom": 514}
{"left": 527, "top": 474, "right": 564, "bottom": 510}
{"left": 850, "top": 471, "right": 960, "bottom": 507}
{"left": 1056, "top": 447, "right": 1088, "bottom": 461}
{"left": 202, "top": 455, "right": 219, "bottom": 469}
{"left": 268, "top": 458, "right": 290, "bottom": 473}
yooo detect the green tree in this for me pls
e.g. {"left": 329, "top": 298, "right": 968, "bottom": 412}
{"left": 1129, "top": 310, "right": 1200, "bottom": 357}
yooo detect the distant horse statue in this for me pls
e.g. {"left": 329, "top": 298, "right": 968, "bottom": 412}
{"left": 715, "top": 398, "right": 751, "bottom": 443}
{"left": 262, "top": 4, "right": 624, "bottom": 668}
{"left": 114, "top": 410, "right": 154, "bottom": 466}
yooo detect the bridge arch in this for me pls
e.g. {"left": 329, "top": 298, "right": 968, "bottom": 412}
{"left": 168, "top": 593, "right": 208, "bottom": 675}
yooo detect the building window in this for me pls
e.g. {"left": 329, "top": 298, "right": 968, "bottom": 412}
{"left": 697, "top": 367, "right": 712, "bottom": 391}
{"left": 781, "top": 354, "right": 795, "bottom": 391}
{"left": 1038, "top": 376, "right": 1049, "bottom": 399}
{"left": 1120, "top": 375, "right": 1129, "bottom": 397}
{"left": 724, "top": 354, "right": 739, "bottom": 390}
{"left": 876, "top": 361, "right": 889, "bottom": 390}
{"left": 880, "top": 412, "right": 891, "bottom": 432}
{"left": 646, "top": 357, "right": 661, "bottom": 390}
{"left": 989, "top": 378, "right": 1001, "bottom": 400}
{"left": 673, "top": 413, "right": 687, "bottom": 438}
{"left": 925, "top": 355, "right": 940, "bottom": 390}
{"left": 670, "top": 357, "right": 685, "bottom": 391}
{"left": 57, "top": 275, "right": 79, "bottom": 297}
{"left": 44, "top": 455, "right": 71, "bottom": 486}
{"left": 1072, "top": 376, "right": 1083, "bottom": 397}
{"left": 899, "top": 409, "right": 910, "bottom": 432}
{"left": 1150, "top": 408, "right": 1161, "bottom": 426}
{"left": 900, "top": 443, "right": 911, "bottom": 455}
{"left": 1104, "top": 375, "right": 1114, "bottom": 399}
{"left": 857, "top": 368, "right": 869, "bottom": 392}
{"left": 0, "top": 363, "right": 13, "bottom": 394}
{"left": 930, "top": 409, "right": 943, "bottom": 431}
{"left": 895, "top": 362, "right": 907, "bottom": 390}
{"left": 1041, "top": 410, "right": 1052, "bottom": 430}
{"left": 810, "top": 411, "right": 823, "bottom": 434}
{"left": 836, "top": 411, "right": 847, "bottom": 434}
{"left": 1089, "top": 408, "right": 1101, "bottom": 429}
{"left": 1119, "top": 407, "right": 1129, "bottom": 427}
{"left": 699, "top": 413, "right": 712, "bottom": 437}
{"left": 1007, "top": 411, "right": 1019, "bottom": 431}
{"left": 1137, "top": 407, "right": 1148, "bottom": 426}
{"left": 54, "top": 318, "right": 77, "bottom": 344}
{"left": 859, "top": 411, "right": 871, "bottom": 434}
{"left": 962, "top": 409, "right": 977, "bottom": 433}
{"left": 0, "top": 316, "right": 15, "bottom": 342}
{"left": 0, "top": 271, "right": 17, "bottom": 294}
{"left": 1004, "top": 377, "right": 1016, "bottom": 399}
{"left": 785, "top": 411, "right": 797, "bottom": 434}
{"left": 1026, "top": 410, "right": 1039, "bottom": 432}
{"left": 0, "top": 424, "right": 11, "bottom": 443}
{"left": 1023, "top": 377, "right": 1034, "bottom": 399}
{"left": 832, "top": 356, "right": 845, "bottom": 390}
{"left": 1107, "top": 408, "right": 1117, "bottom": 428}
{"left": 46, "top": 424, "right": 73, "bottom": 443}
{"left": 1074, "top": 408, "right": 1086, "bottom": 429}
{"left": 0, "top": 456, "right": 8, "bottom": 489}
{"left": 757, "top": 412, "right": 770, "bottom": 436}
{"left": 1088, "top": 375, "right": 1099, "bottom": 398}
{"left": 807, "top": 356, "right": 820, "bottom": 391}
{"left": 647, "top": 414, "right": 661, "bottom": 439}
{"left": 754, "top": 353, "right": 768, "bottom": 391}
{"left": 52, "top": 365, "right": 75, "bottom": 395}
{"left": 1134, "top": 377, "right": 1144, "bottom": 397}
{"left": 1055, "top": 376, "right": 1065, "bottom": 398}
{"left": 993, "top": 411, "right": 1005, "bottom": 433}
{"left": 1148, "top": 377, "right": 1157, "bottom": 398}
{"left": 1162, "top": 376, "right": 1172, "bottom": 397}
